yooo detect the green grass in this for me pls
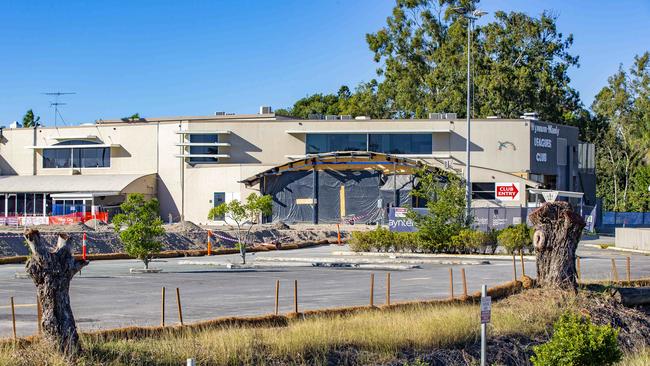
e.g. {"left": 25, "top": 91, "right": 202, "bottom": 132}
{"left": 0, "top": 289, "right": 575, "bottom": 366}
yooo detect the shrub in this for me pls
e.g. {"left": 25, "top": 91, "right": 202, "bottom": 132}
{"left": 497, "top": 224, "right": 533, "bottom": 254}
{"left": 531, "top": 312, "right": 621, "bottom": 366}
{"left": 450, "top": 229, "right": 488, "bottom": 254}
{"left": 483, "top": 229, "right": 499, "bottom": 254}
{"left": 349, "top": 231, "right": 374, "bottom": 252}
{"left": 394, "top": 232, "right": 421, "bottom": 252}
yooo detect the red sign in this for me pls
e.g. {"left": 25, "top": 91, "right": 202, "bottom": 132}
{"left": 495, "top": 183, "right": 520, "bottom": 201}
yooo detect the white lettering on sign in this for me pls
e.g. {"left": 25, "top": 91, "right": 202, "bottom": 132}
{"left": 495, "top": 182, "right": 520, "bottom": 201}
{"left": 533, "top": 137, "right": 552, "bottom": 149}
{"left": 480, "top": 296, "right": 492, "bottom": 324}
{"left": 531, "top": 122, "right": 561, "bottom": 136}
{"left": 536, "top": 152, "right": 547, "bottom": 162}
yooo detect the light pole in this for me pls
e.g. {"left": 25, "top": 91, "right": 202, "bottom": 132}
{"left": 454, "top": 7, "right": 487, "bottom": 223}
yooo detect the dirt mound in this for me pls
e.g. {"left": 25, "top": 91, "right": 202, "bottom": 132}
{"left": 84, "top": 219, "right": 114, "bottom": 232}
{"left": 164, "top": 221, "right": 204, "bottom": 233}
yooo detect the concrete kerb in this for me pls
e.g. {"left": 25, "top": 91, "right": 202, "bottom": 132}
{"left": 177, "top": 260, "right": 421, "bottom": 271}
{"left": 583, "top": 244, "right": 650, "bottom": 255}
{"left": 253, "top": 256, "right": 488, "bottom": 266}
{"left": 332, "top": 251, "right": 534, "bottom": 261}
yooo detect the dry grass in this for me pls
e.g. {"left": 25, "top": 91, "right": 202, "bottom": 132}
{"left": 0, "top": 288, "right": 571, "bottom": 366}
{"left": 619, "top": 347, "right": 650, "bottom": 365}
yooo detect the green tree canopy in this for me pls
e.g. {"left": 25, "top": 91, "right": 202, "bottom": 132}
{"left": 366, "top": 0, "right": 584, "bottom": 123}
{"left": 112, "top": 193, "right": 165, "bottom": 269}
{"left": 22, "top": 109, "right": 40, "bottom": 128}
{"left": 207, "top": 193, "right": 272, "bottom": 264}
{"left": 592, "top": 52, "right": 650, "bottom": 211}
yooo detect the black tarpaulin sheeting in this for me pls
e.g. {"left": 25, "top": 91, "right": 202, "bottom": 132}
{"left": 265, "top": 169, "right": 395, "bottom": 224}
{"left": 265, "top": 171, "right": 314, "bottom": 223}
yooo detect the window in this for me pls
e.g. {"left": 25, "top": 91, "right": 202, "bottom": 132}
{"left": 212, "top": 192, "right": 226, "bottom": 220}
{"left": 306, "top": 134, "right": 367, "bottom": 154}
{"left": 305, "top": 133, "right": 433, "bottom": 154}
{"left": 189, "top": 134, "right": 219, "bottom": 163}
{"left": 42, "top": 140, "right": 110, "bottom": 168}
{"left": 472, "top": 183, "right": 495, "bottom": 200}
{"left": 368, "top": 134, "right": 432, "bottom": 154}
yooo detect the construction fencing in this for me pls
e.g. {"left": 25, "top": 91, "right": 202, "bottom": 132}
{"left": 389, "top": 205, "right": 597, "bottom": 232}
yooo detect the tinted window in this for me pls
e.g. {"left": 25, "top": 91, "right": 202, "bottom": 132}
{"left": 43, "top": 149, "right": 72, "bottom": 168}
{"left": 76, "top": 147, "right": 110, "bottom": 168}
{"left": 472, "top": 182, "right": 495, "bottom": 200}
{"left": 368, "top": 134, "right": 432, "bottom": 154}
{"left": 43, "top": 138, "right": 111, "bottom": 169}
{"left": 189, "top": 134, "right": 219, "bottom": 163}
{"left": 306, "top": 134, "right": 366, "bottom": 154}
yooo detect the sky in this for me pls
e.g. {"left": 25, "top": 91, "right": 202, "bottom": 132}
{"left": 0, "top": 0, "right": 648, "bottom": 125}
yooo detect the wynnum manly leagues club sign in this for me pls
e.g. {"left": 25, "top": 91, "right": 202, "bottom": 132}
{"left": 530, "top": 121, "right": 563, "bottom": 175}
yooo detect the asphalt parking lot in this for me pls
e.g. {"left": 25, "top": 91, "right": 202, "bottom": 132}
{"left": 1, "top": 236, "right": 648, "bottom": 338}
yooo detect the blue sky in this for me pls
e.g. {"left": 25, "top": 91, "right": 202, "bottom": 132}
{"left": 0, "top": 0, "right": 648, "bottom": 125}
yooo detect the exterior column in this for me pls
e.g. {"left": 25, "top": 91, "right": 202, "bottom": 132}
{"left": 312, "top": 167, "right": 319, "bottom": 224}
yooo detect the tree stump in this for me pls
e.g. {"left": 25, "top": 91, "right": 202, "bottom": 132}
{"left": 529, "top": 201, "right": 585, "bottom": 290}
{"left": 24, "top": 229, "right": 88, "bottom": 356}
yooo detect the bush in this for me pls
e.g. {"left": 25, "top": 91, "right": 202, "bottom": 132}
{"left": 497, "top": 224, "right": 533, "bottom": 254}
{"left": 450, "top": 229, "right": 488, "bottom": 254}
{"left": 349, "top": 228, "right": 421, "bottom": 253}
{"left": 531, "top": 312, "right": 621, "bottom": 366}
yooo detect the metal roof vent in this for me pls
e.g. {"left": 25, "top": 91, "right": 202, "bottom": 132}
{"left": 259, "top": 106, "right": 272, "bottom": 114}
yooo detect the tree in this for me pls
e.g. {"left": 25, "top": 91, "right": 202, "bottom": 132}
{"left": 207, "top": 193, "right": 272, "bottom": 264}
{"left": 408, "top": 170, "right": 468, "bottom": 252}
{"left": 122, "top": 113, "right": 141, "bottom": 121}
{"left": 25, "top": 230, "right": 88, "bottom": 357}
{"left": 529, "top": 201, "right": 585, "bottom": 290}
{"left": 22, "top": 109, "right": 40, "bottom": 127}
{"left": 112, "top": 193, "right": 165, "bottom": 269}
{"left": 365, "top": 1, "right": 584, "bottom": 123}
{"left": 592, "top": 52, "right": 650, "bottom": 211}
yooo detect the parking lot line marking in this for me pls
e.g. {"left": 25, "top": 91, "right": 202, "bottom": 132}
{"left": 402, "top": 277, "right": 431, "bottom": 281}
{"left": 0, "top": 303, "right": 36, "bottom": 309}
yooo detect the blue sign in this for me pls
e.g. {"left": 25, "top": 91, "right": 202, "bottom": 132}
{"left": 388, "top": 207, "right": 427, "bottom": 232}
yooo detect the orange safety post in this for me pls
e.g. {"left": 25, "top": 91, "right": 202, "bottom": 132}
{"left": 336, "top": 224, "right": 341, "bottom": 245}
{"left": 207, "top": 230, "right": 212, "bottom": 256}
{"left": 82, "top": 232, "right": 87, "bottom": 261}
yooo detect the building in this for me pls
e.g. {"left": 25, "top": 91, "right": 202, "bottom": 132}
{"left": 0, "top": 109, "right": 595, "bottom": 226}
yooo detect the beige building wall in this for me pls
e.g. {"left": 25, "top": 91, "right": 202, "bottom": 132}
{"left": 0, "top": 115, "right": 566, "bottom": 222}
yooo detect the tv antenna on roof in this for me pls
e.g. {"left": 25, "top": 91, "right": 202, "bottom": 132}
{"left": 42, "top": 91, "right": 76, "bottom": 126}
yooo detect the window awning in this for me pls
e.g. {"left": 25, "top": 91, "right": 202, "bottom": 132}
{"left": 25, "top": 144, "right": 121, "bottom": 150}
{"left": 286, "top": 129, "right": 450, "bottom": 134}
{"left": 528, "top": 188, "right": 584, "bottom": 202}
{"left": 0, "top": 173, "right": 156, "bottom": 194}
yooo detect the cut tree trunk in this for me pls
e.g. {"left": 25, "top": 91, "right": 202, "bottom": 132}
{"left": 529, "top": 201, "right": 585, "bottom": 290}
{"left": 24, "top": 229, "right": 88, "bottom": 357}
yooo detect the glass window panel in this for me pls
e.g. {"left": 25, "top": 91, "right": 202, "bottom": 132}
{"left": 78, "top": 147, "right": 110, "bottom": 168}
{"left": 43, "top": 148, "right": 72, "bottom": 168}
{"left": 16, "top": 194, "right": 25, "bottom": 215}
{"left": 34, "top": 194, "right": 43, "bottom": 215}
{"left": 368, "top": 134, "right": 432, "bottom": 154}
{"left": 189, "top": 134, "right": 219, "bottom": 163}
{"left": 305, "top": 134, "right": 367, "bottom": 154}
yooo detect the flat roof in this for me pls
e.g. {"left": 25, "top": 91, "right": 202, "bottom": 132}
{"left": 0, "top": 173, "right": 155, "bottom": 193}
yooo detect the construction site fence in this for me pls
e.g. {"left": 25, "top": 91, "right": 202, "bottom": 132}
{"left": 0, "top": 212, "right": 109, "bottom": 227}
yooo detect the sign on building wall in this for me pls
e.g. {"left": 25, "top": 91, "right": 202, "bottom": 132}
{"left": 495, "top": 182, "right": 520, "bottom": 201}
{"left": 530, "top": 121, "right": 561, "bottom": 175}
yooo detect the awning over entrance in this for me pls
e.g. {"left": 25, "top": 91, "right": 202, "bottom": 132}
{"left": 241, "top": 151, "right": 445, "bottom": 187}
{"left": 0, "top": 173, "right": 156, "bottom": 194}
{"left": 528, "top": 188, "right": 584, "bottom": 202}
